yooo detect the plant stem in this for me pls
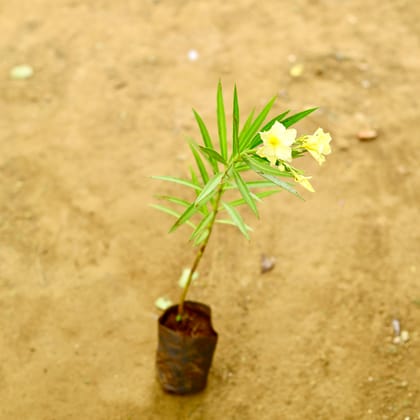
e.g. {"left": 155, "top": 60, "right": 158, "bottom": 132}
{"left": 177, "top": 180, "right": 225, "bottom": 318}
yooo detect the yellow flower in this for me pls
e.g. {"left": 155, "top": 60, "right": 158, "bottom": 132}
{"left": 302, "top": 128, "right": 332, "bottom": 165}
{"left": 257, "top": 121, "right": 297, "bottom": 165}
{"left": 294, "top": 173, "right": 315, "bottom": 192}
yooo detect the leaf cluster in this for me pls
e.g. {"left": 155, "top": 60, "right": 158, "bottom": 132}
{"left": 152, "top": 82, "right": 316, "bottom": 245}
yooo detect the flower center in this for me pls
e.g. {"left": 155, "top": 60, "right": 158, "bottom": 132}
{"left": 268, "top": 135, "right": 280, "bottom": 147}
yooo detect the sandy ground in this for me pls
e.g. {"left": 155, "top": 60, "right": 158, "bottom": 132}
{"left": 1, "top": 1, "right": 420, "bottom": 419}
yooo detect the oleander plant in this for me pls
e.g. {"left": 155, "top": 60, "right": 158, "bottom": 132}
{"left": 153, "top": 82, "right": 332, "bottom": 320}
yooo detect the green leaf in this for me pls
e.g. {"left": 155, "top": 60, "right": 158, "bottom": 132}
{"left": 239, "top": 96, "right": 276, "bottom": 152}
{"left": 150, "top": 204, "right": 196, "bottom": 229}
{"left": 194, "top": 172, "right": 224, "bottom": 207}
{"left": 217, "top": 81, "right": 228, "bottom": 160}
{"left": 245, "top": 180, "right": 289, "bottom": 188}
{"left": 243, "top": 154, "right": 293, "bottom": 177}
{"left": 222, "top": 201, "right": 250, "bottom": 239}
{"left": 156, "top": 195, "right": 190, "bottom": 207}
{"left": 232, "top": 85, "right": 240, "bottom": 156}
{"left": 193, "top": 109, "right": 218, "bottom": 172}
{"left": 215, "top": 218, "right": 253, "bottom": 232}
{"left": 189, "top": 141, "right": 209, "bottom": 184}
{"left": 281, "top": 108, "right": 318, "bottom": 128}
{"left": 152, "top": 175, "right": 202, "bottom": 191}
{"left": 170, "top": 202, "right": 203, "bottom": 232}
{"left": 190, "top": 211, "right": 213, "bottom": 243}
{"left": 239, "top": 108, "right": 255, "bottom": 141}
{"left": 193, "top": 229, "right": 209, "bottom": 246}
{"left": 199, "top": 146, "right": 227, "bottom": 165}
{"left": 232, "top": 170, "right": 259, "bottom": 217}
{"left": 248, "top": 110, "right": 290, "bottom": 149}
{"left": 259, "top": 173, "right": 302, "bottom": 199}
{"left": 228, "top": 189, "right": 280, "bottom": 207}
{"left": 156, "top": 195, "right": 209, "bottom": 215}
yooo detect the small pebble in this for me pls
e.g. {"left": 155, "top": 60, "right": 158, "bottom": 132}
{"left": 401, "top": 330, "right": 410, "bottom": 342}
{"left": 187, "top": 49, "right": 199, "bottom": 61}
{"left": 393, "top": 336, "right": 401, "bottom": 344}
{"left": 392, "top": 319, "right": 401, "bottom": 336}
{"left": 289, "top": 63, "right": 304, "bottom": 78}
{"left": 260, "top": 254, "right": 275, "bottom": 274}
{"left": 10, "top": 64, "right": 34, "bottom": 80}
{"left": 357, "top": 129, "right": 378, "bottom": 141}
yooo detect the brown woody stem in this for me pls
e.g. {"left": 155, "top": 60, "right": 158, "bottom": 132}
{"left": 177, "top": 180, "right": 225, "bottom": 318}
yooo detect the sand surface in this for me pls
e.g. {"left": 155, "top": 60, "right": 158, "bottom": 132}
{"left": 1, "top": 1, "right": 420, "bottom": 419}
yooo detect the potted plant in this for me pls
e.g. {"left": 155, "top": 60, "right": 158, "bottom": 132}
{"left": 152, "top": 82, "right": 332, "bottom": 394}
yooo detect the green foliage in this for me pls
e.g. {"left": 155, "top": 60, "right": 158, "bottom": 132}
{"left": 153, "top": 83, "right": 319, "bottom": 242}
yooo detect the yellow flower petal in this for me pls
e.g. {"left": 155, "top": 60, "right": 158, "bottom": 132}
{"left": 257, "top": 121, "right": 297, "bottom": 164}
{"left": 294, "top": 173, "right": 315, "bottom": 192}
{"left": 302, "top": 128, "right": 332, "bottom": 166}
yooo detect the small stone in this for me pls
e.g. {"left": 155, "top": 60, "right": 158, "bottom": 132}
{"left": 289, "top": 63, "right": 304, "bottom": 78}
{"left": 392, "top": 319, "right": 401, "bottom": 336}
{"left": 187, "top": 49, "right": 199, "bottom": 61}
{"left": 401, "top": 330, "right": 410, "bottom": 342}
{"left": 10, "top": 64, "right": 34, "bottom": 80}
{"left": 357, "top": 129, "right": 378, "bottom": 141}
{"left": 368, "top": 376, "right": 374, "bottom": 382}
{"left": 261, "top": 254, "right": 275, "bottom": 274}
{"left": 393, "top": 336, "right": 401, "bottom": 344}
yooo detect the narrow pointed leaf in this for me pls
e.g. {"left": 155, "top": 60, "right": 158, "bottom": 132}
{"left": 193, "top": 229, "right": 209, "bottom": 246}
{"left": 215, "top": 218, "right": 253, "bottom": 231}
{"left": 249, "top": 110, "right": 290, "bottom": 149}
{"left": 190, "top": 211, "right": 213, "bottom": 243}
{"left": 232, "top": 85, "right": 240, "bottom": 156}
{"left": 281, "top": 108, "right": 318, "bottom": 128}
{"left": 194, "top": 172, "right": 224, "bottom": 207}
{"left": 217, "top": 81, "right": 228, "bottom": 160}
{"left": 232, "top": 170, "right": 258, "bottom": 216}
{"left": 152, "top": 175, "right": 202, "bottom": 191}
{"left": 189, "top": 166, "right": 200, "bottom": 188}
{"left": 150, "top": 204, "right": 196, "bottom": 229}
{"left": 193, "top": 109, "right": 218, "bottom": 172}
{"left": 243, "top": 155, "right": 293, "bottom": 177}
{"left": 240, "top": 96, "right": 276, "bottom": 152}
{"left": 245, "top": 180, "right": 289, "bottom": 188}
{"left": 228, "top": 189, "right": 280, "bottom": 207}
{"left": 259, "top": 173, "right": 302, "bottom": 199}
{"left": 189, "top": 141, "right": 209, "bottom": 184}
{"left": 156, "top": 195, "right": 190, "bottom": 207}
{"left": 170, "top": 202, "right": 202, "bottom": 232}
{"left": 222, "top": 201, "right": 250, "bottom": 239}
{"left": 199, "top": 146, "right": 227, "bottom": 165}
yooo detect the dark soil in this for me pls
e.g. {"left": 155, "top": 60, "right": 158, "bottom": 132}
{"left": 162, "top": 304, "right": 217, "bottom": 338}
